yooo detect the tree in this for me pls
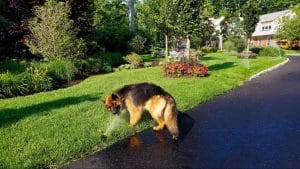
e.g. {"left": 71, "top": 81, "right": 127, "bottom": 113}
{"left": 138, "top": 0, "right": 177, "bottom": 59}
{"left": 0, "top": 0, "right": 11, "bottom": 59}
{"left": 25, "top": 0, "right": 86, "bottom": 60}
{"left": 261, "top": 0, "right": 300, "bottom": 13}
{"left": 276, "top": 4, "right": 300, "bottom": 41}
{"left": 241, "top": 0, "right": 261, "bottom": 51}
{"left": 93, "top": 0, "right": 128, "bottom": 28}
{"left": 211, "top": 0, "right": 248, "bottom": 17}
{"left": 175, "top": 0, "right": 206, "bottom": 59}
{"left": 91, "top": 0, "right": 132, "bottom": 52}
{"left": 221, "top": 16, "right": 246, "bottom": 40}
{"left": 68, "top": 0, "right": 93, "bottom": 36}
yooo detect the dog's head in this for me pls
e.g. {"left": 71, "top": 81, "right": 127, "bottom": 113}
{"left": 103, "top": 93, "right": 123, "bottom": 115}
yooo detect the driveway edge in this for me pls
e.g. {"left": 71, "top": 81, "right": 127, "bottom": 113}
{"left": 249, "top": 57, "right": 290, "bottom": 80}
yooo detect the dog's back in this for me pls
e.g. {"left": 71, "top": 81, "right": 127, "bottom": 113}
{"left": 115, "top": 82, "right": 173, "bottom": 107}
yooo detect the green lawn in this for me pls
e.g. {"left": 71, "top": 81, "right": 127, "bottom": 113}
{"left": 0, "top": 52, "right": 286, "bottom": 168}
{"left": 283, "top": 49, "right": 300, "bottom": 55}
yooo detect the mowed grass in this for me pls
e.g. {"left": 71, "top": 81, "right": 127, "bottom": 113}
{"left": 0, "top": 52, "right": 286, "bottom": 168}
{"left": 283, "top": 49, "right": 300, "bottom": 55}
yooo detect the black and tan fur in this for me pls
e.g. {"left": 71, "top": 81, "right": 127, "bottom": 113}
{"left": 103, "top": 82, "right": 179, "bottom": 140}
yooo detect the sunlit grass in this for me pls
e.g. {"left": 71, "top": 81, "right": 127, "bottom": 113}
{"left": 283, "top": 49, "right": 300, "bottom": 55}
{"left": 0, "top": 52, "right": 286, "bottom": 168}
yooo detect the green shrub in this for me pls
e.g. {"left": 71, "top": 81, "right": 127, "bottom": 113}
{"left": 150, "top": 46, "right": 164, "bottom": 57}
{"left": 74, "top": 57, "right": 101, "bottom": 77}
{"left": 191, "top": 50, "right": 203, "bottom": 60}
{"left": 100, "top": 52, "right": 125, "bottom": 67}
{"left": 113, "top": 64, "right": 135, "bottom": 72}
{"left": 201, "top": 46, "right": 218, "bottom": 53}
{"left": 259, "top": 46, "right": 285, "bottom": 57}
{"left": 0, "top": 59, "right": 28, "bottom": 74}
{"left": 143, "top": 62, "right": 152, "bottom": 67}
{"left": 0, "top": 72, "right": 27, "bottom": 98}
{"left": 23, "top": 66, "right": 52, "bottom": 93}
{"left": 128, "top": 35, "right": 147, "bottom": 54}
{"left": 123, "top": 52, "right": 143, "bottom": 68}
{"left": 47, "top": 58, "right": 74, "bottom": 83}
{"left": 25, "top": 0, "right": 86, "bottom": 60}
{"left": 224, "top": 40, "right": 235, "bottom": 52}
{"left": 234, "top": 39, "right": 246, "bottom": 53}
{"left": 250, "top": 47, "right": 262, "bottom": 54}
{"left": 90, "top": 26, "right": 132, "bottom": 52}
{"left": 102, "top": 64, "right": 113, "bottom": 73}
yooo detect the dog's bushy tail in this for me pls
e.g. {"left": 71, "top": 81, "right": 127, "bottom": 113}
{"left": 164, "top": 95, "right": 179, "bottom": 140}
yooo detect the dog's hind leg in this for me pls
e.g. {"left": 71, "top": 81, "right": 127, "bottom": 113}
{"left": 164, "top": 102, "right": 179, "bottom": 140}
{"left": 145, "top": 96, "right": 166, "bottom": 131}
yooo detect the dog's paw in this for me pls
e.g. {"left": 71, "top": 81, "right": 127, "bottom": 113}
{"left": 153, "top": 126, "right": 162, "bottom": 131}
{"left": 172, "top": 135, "right": 179, "bottom": 141}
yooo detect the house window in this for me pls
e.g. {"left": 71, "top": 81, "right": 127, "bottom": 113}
{"left": 259, "top": 40, "right": 262, "bottom": 47}
{"left": 269, "top": 25, "right": 271, "bottom": 29}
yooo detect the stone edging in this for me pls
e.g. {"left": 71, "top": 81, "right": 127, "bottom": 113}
{"left": 249, "top": 57, "right": 290, "bottom": 80}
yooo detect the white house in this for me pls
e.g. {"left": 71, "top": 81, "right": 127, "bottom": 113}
{"left": 251, "top": 10, "right": 293, "bottom": 48}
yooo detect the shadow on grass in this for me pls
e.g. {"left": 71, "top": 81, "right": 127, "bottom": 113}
{"left": 201, "top": 56, "right": 220, "bottom": 61}
{"left": 0, "top": 94, "right": 101, "bottom": 128}
{"left": 208, "top": 62, "right": 235, "bottom": 71}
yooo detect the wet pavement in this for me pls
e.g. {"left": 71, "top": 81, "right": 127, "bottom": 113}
{"left": 63, "top": 57, "right": 300, "bottom": 169}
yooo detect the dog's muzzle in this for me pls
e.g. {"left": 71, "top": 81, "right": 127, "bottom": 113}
{"left": 112, "top": 105, "right": 121, "bottom": 115}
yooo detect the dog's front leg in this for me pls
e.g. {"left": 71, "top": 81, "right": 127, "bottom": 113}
{"left": 125, "top": 99, "right": 143, "bottom": 128}
{"left": 129, "top": 111, "right": 142, "bottom": 127}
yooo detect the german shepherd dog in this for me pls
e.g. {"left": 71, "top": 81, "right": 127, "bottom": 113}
{"left": 104, "top": 82, "right": 179, "bottom": 140}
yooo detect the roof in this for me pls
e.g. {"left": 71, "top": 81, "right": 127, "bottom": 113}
{"left": 260, "top": 10, "right": 290, "bottom": 22}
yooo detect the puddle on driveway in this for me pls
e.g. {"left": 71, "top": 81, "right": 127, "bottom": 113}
{"left": 62, "top": 113, "right": 195, "bottom": 169}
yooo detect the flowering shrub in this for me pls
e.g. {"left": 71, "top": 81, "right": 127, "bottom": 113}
{"left": 162, "top": 61, "right": 208, "bottom": 77}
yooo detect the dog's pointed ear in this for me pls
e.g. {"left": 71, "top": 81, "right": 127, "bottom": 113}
{"left": 111, "top": 93, "right": 120, "bottom": 100}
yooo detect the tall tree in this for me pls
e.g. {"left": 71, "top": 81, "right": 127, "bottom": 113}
{"left": 175, "top": 0, "right": 205, "bottom": 59}
{"left": 68, "top": 0, "right": 93, "bottom": 36}
{"left": 261, "top": 0, "right": 300, "bottom": 13}
{"left": 241, "top": 0, "right": 261, "bottom": 51}
{"left": 138, "top": 0, "right": 177, "bottom": 59}
{"left": 92, "top": 0, "right": 131, "bottom": 52}
{"left": 276, "top": 4, "right": 300, "bottom": 41}
{"left": 211, "top": 0, "right": 247, "bottom": 17}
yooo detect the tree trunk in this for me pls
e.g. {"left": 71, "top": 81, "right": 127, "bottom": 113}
{"left": 128, "top": 0, "right": 135, "bottom": 32}
{"left": 247, "top": 38, "right": 250, "bottom": 52}
{"left": 165, "top": 34, "right": 168, "bottom": 60}
{"left": 218, "top": 35, "right": 223, "bottom": 51}
{"left": 186, "top": 35, "right": 190, "bottom": 61}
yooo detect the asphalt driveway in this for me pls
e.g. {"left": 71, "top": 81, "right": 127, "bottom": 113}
{"left": 63, "top": 56, "right": 300, "bottom": 169}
